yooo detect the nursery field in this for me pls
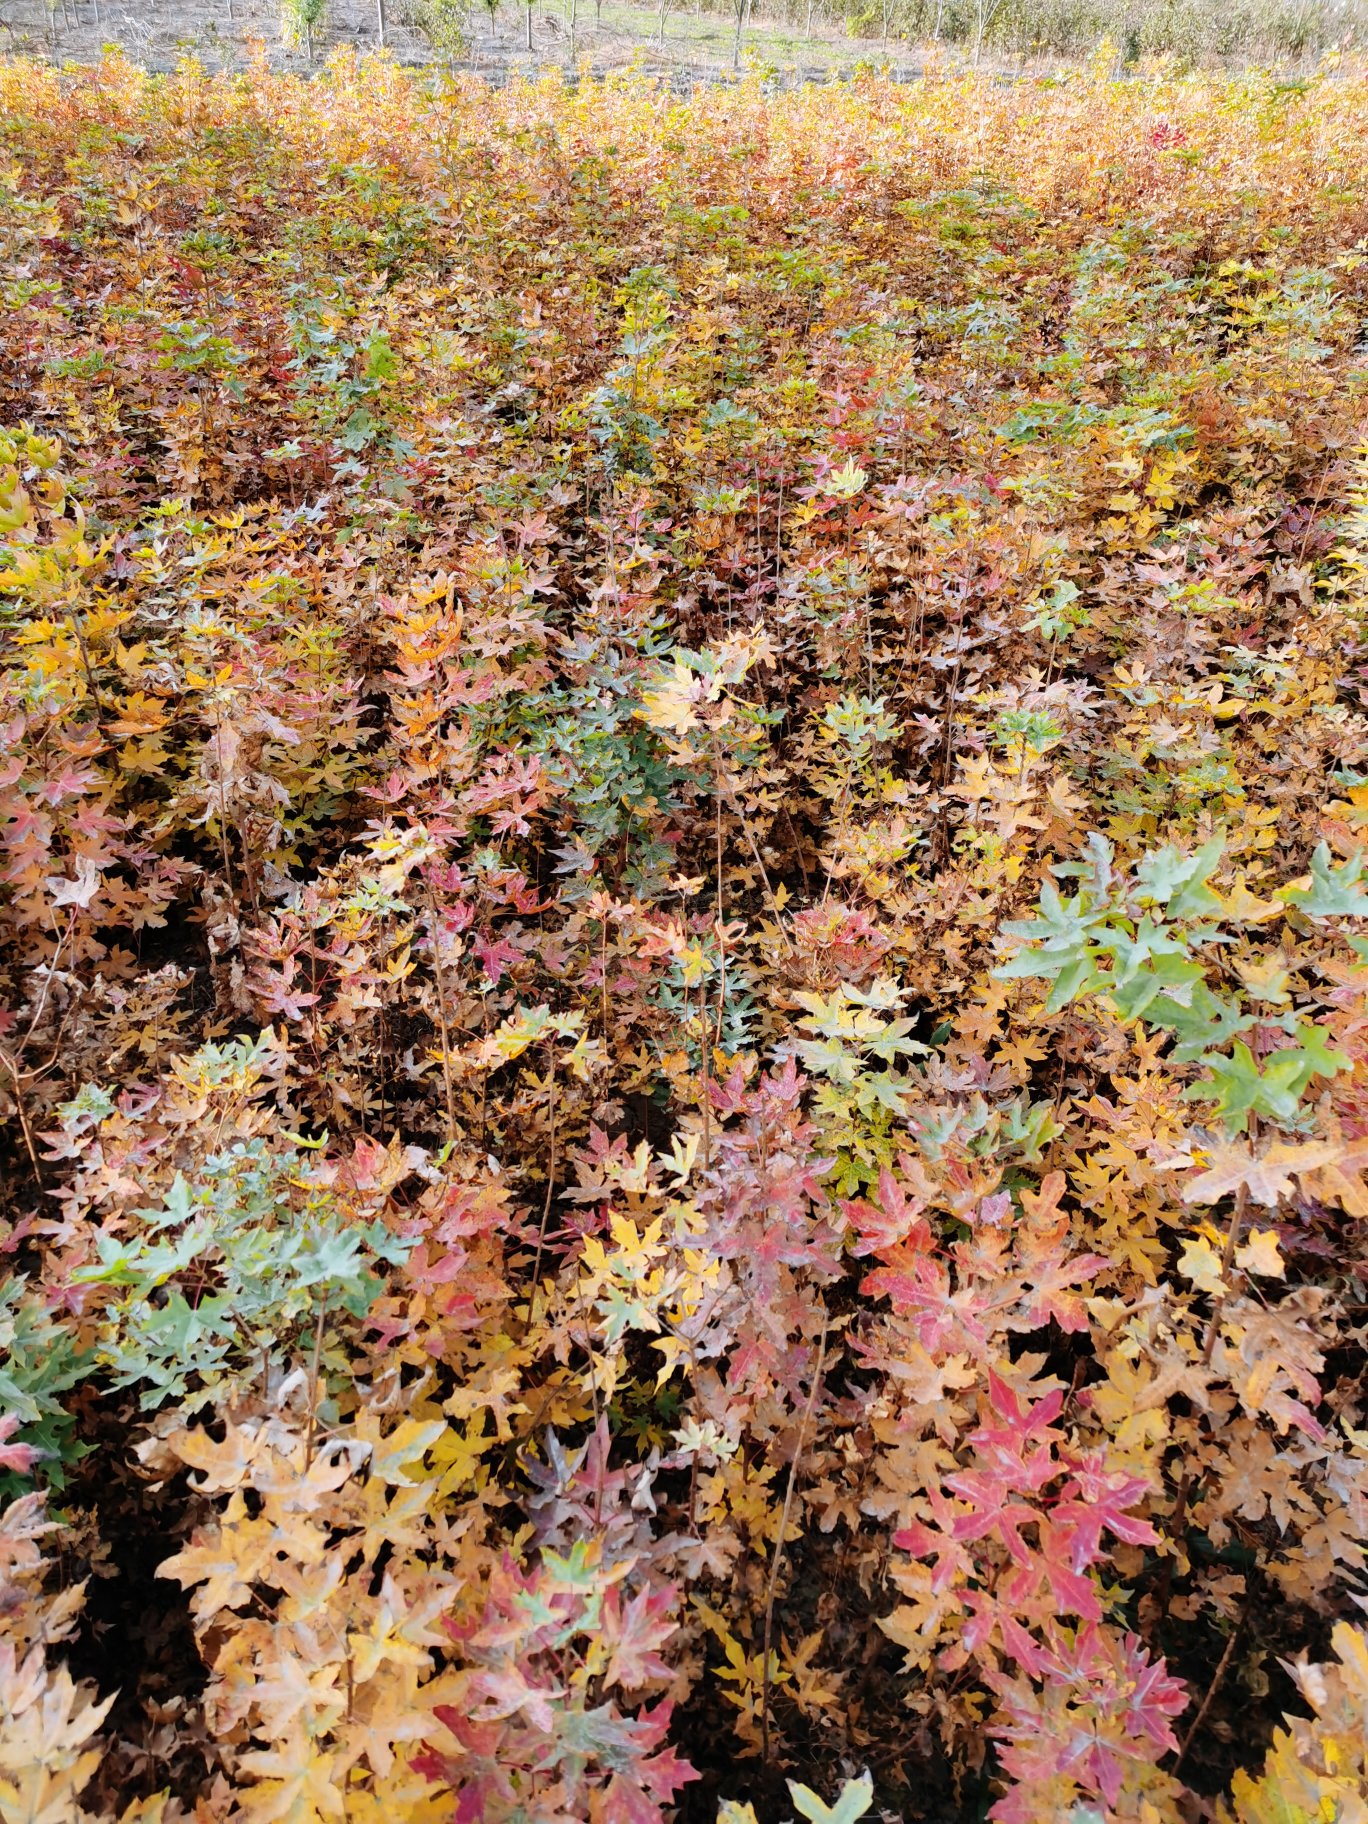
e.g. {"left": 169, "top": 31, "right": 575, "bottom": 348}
{"left": 2, "top": 48, "right": 1368, "bottom": 1824}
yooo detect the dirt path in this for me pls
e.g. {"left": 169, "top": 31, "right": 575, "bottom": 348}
{"left": 0, "top": 0, "right": 920, "bottom": 80}
{"left": 5, "top": 0, "right": 547, "bottom": 73}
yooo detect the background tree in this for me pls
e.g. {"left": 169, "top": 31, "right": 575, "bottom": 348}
{"left": 282, "top": 0, "right": 327, "bottom": 58}
{"left": 972, "top": 0, "right": 1005, "bottom": 61}
{"left": 731, "top": 0, "right": 752, "bottom": 66}
{"left": 414, "top": 0, "right": 469, "bottom": 55}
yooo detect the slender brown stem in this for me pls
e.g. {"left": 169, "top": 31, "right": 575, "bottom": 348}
{"left": 699, "top": 971, "right": 712, "bottom": 1171}
{"left": 0, "top": 906, "right": 77, "bottom": 1190}
{"left": 0, "top": 1053, "right": 43, "bottom": 1187}
{"left": 304, "top": 1297, "right": 328, "bottom": 1466}
{"left": 66, "top": 610, "right": 106, "bottom": 723}
{"left": 713, "top": 787, "right": 726, "bottom": 1046}
{"left": 1174, "top": 1596, "right": 1250, "bottom": 1771}
{"left": 601, "top": 914, "right": 610, "bottom": 1039}
{"left": 761, "top": 1314, "right": 828, "bottom": 1767}
{"left": 424, "top": 880, "right": 459, "bottom": 1148}
{"left": 214, "top": 709, "right": 235, "bottom": 895}
{"left": 727, "top": 784, "right": 794, "bottom": 955}
{"left": 478, "top": 997, "right": 490, "bottom": 1149}
{"left": 27, "top": 911, "right": 72, "bottom": 1045}
{"left": 1202, "top": 1179, "right": 1250, "bottom": 1369}
{"left": 574, "top": 1276, "right": 607, "bottom": 1525}
{"left": 1163, "top": 1158, "right": 1257, "bottom": 1612}
{"left": 527, "top": 1059, "right": 557, "bottom": 1328}
{"left": 1157, "top": 1461, "right": 1197, "bottom": 1621}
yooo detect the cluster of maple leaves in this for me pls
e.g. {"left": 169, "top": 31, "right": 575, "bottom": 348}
{"left": 1, "top": 39, "right": 1367, "bottom": 1824}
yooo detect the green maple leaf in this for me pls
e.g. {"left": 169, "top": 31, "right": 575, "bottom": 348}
{"left": 1282, "top": 1020, "right": 1355, "bottom": 1094}
{"left": 1134, "top": 835, "right": 1225, "bottom": 919}
{"left": 1185, "top": 1025, "right": 1352, "bottom": 1133}
{"left": 1149, "top": 981, "right": 1253, "bottom": 1064}
{"left": 1106, "top": 947, "right": 1205, "bottom": 1023}
{"left": 1281, "top": 842, "right": 1368, "bottom": 920}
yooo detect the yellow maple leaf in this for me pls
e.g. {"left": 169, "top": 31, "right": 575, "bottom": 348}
{"left": 1183, "top": 1138, "right": 1344, "bottom": 1209}
{"left": 1235, "top": 1228, "right": 1285, "bottom": 1278}
{"left": 638, "top": 656, "right": 708, "bottom": 736}
{"left": 1178, "top": 1233, "right": 1226, "bottom": 1295}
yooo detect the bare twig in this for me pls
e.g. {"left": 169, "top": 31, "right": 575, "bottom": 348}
{"left": 1201, "top": 1178, "right": 1249, "bottom": 1369}
{"left": 761, "top": 1313, "right": 828, "bottom": 1766}
{"left": 304, "top": 1296, "right": 328, "bottom": 1466}
{"left": 0, "top": 1051, "right": 43, "bottom": 1187}
{"left": 1174, "top": 1593, "right": 1251, "bottom": 1771}
{"left": 526, "top": 1057, "right": 557, "bottom": 1327}
{"left": 424, "top": 879, "right": 459, "bottom": 1148}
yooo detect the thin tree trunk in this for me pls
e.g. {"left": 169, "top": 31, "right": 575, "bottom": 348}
{"left": 731, "top": 0, "right": 750, "bottom": 66}
{"left": 805, "top": 0, "right": 813, "bottom": 38}
{"left": 525, "top": 0, "right": 532, "bottom": 46}
{"left": 377, "top": 0, "right": 386, "bottom": 44}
